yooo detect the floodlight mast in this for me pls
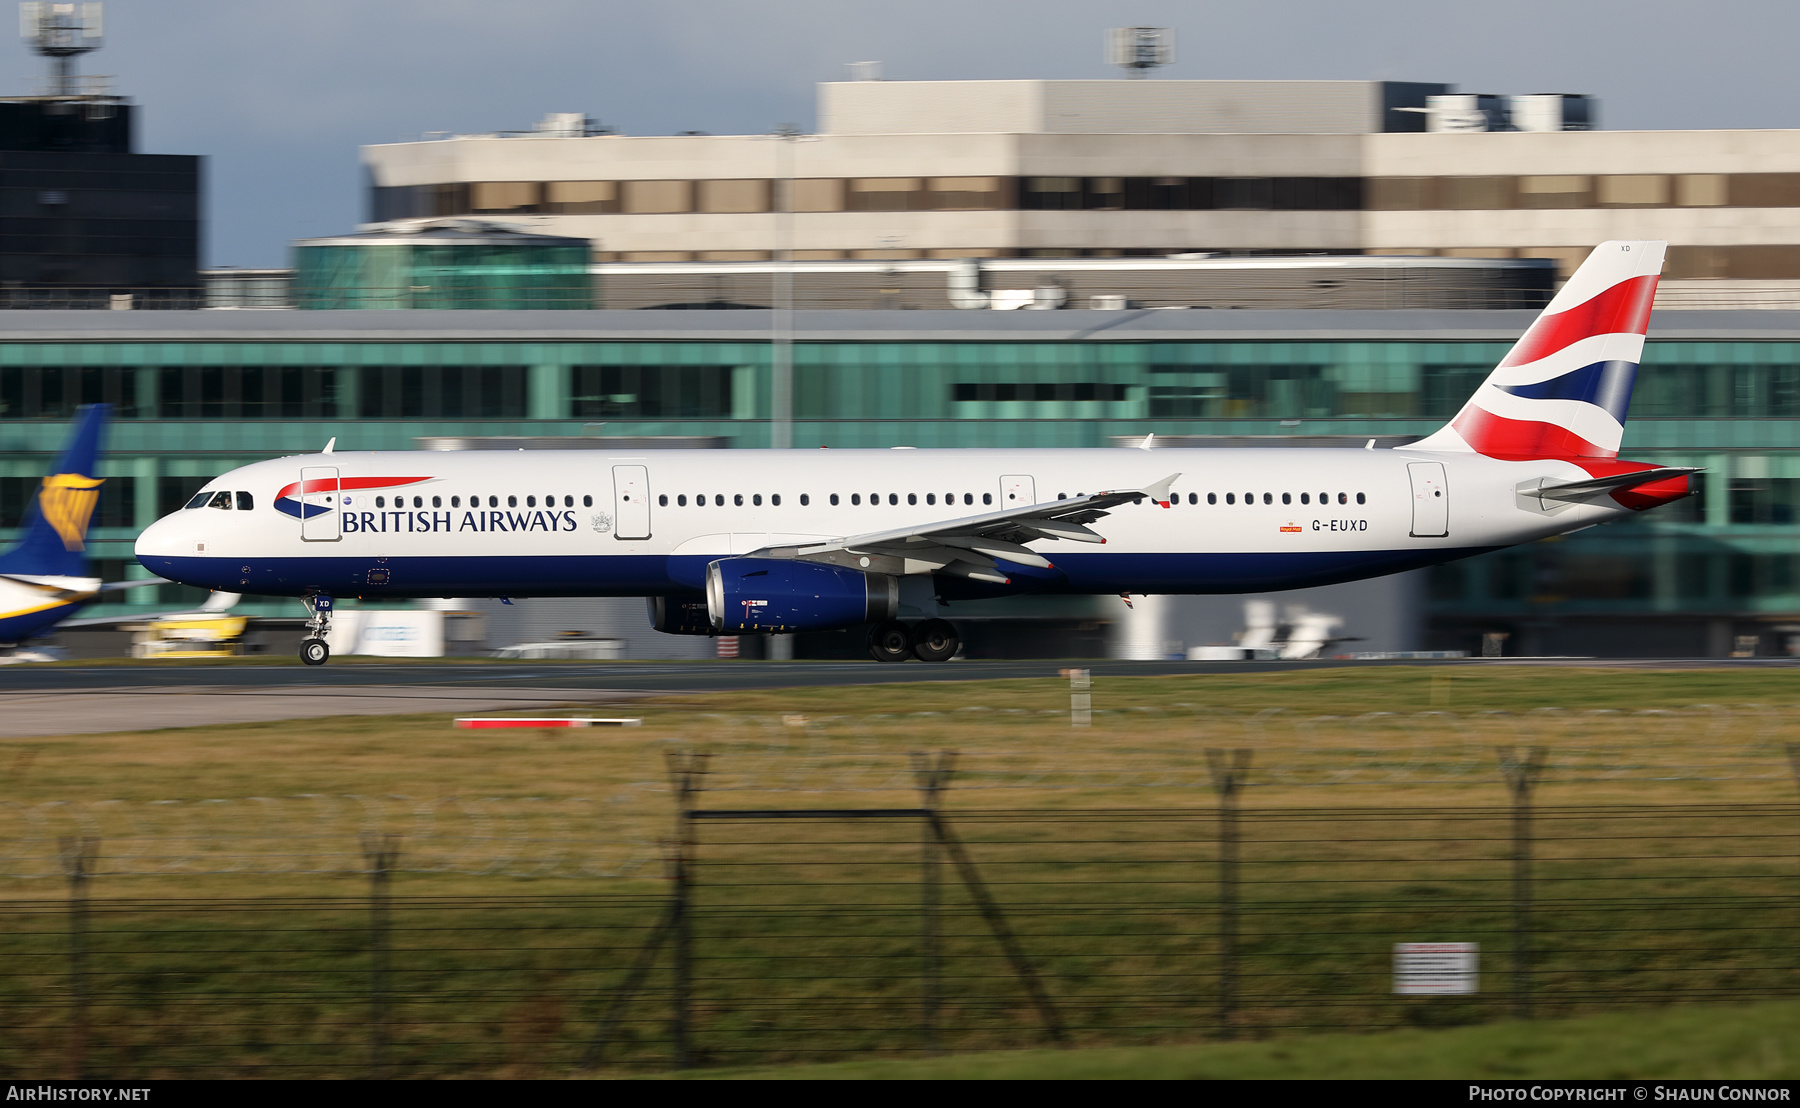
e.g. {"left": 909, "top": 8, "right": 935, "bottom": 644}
{"left": 1105, "top": 26, "right": 1173, "bottom": 78}
{"left": 20, "top": 2, "right": 102, "bottom": 97}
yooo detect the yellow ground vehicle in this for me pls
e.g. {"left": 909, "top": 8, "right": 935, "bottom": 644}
{"left": 130, "top": 615, "right": 249, "bottom": 659}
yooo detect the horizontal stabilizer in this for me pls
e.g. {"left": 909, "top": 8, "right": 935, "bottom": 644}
{"left": 1525, "top": 466, "right": 1701, "bottom": 503}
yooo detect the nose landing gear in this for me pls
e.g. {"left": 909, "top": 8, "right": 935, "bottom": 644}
{"left": 300, "top": 594, "right": 333, "bottom": 666}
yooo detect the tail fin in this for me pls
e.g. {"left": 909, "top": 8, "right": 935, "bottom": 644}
{"left": 1413, "top": 240, "right": 1665, "bottom": 459}
{"left": 0, "top": 404, "right": 109, "bottom": 578}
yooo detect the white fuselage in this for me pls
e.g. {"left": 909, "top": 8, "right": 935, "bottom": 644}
{"left": 134, "top": 447, "right": 1627, "bottom": 607}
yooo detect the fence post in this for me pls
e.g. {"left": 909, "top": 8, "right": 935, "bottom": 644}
{"left": 1205, "top": 749, "right": 1252, "bottom": 1041}
{"left": 361, "top": 832, "right": 401, "bottom": 1079}
{"left": 1499, "top": 746, "right": 1546, "bottom": 1020}
{"left": 1788, "top": 745, "right": 1800, "bottom": 931}
{"left": 911, "top": 751, "right": 956, "bottom": 1055}
{"left": 665, "top": 749, "right": 709, "bottom": 1070}
{"left": 58, "top": 836, "right": 97, "bottom": 1080}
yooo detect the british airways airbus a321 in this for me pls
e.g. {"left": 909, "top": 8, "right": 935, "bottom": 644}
{"left": 136, "top": 240, "right": 1694, "bottom": 666}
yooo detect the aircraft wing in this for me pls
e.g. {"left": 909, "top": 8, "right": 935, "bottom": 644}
{"left": 58, "top": 589, "right": 240, "bottom": 629}
{"left": 755, "top": 473, "right": 1181, "bottom": 584}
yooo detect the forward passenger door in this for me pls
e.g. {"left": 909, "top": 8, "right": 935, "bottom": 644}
{"left": 299, "top": 466, "right": 340, "bottom": 542}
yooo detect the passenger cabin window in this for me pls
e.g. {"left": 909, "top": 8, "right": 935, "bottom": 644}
{"left": 982, "top": 493, "right": 992, "bottom": 505}
{"left": 1208, "top": 493, "right": 1217, "bottom": 504}
{"left": 1281, "top": 493, "right": 1291, "bottom": 505}
{"left": 852, "top": 494, "right": 861, "bottom": 505}
{"left": 508, "top": 495, "right": 518, "bottom": 507}
{"left": 1226, "top": 493, "right": 1235, "bottom": 505}
{"left": 1301, "top": 493, "right": 1309, "bottom": 504}
{"left": 1357, "top": 493, "right": 1366, "bottom": 504}
{"left": 771, "top": 494, "right": 781, "bottom": 506}
{"left": 374, "top": 496, "right": 385, "bottom": 508}
{"left": 1338, "top": 492, "right": 1348, "bottom": 504}
{"left": 235, "top": 491, "right": 253, "bottom": 511}
{"left": 583, "top": 495, "right": 592, "bottom": 507}
{"left": 798, "top": 494, "right": 807, "bottom": 505}
{"left": 432, "top": 496, "right": 442, "bottom": 508}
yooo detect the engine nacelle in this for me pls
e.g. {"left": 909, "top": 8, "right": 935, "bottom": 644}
{"left": 647, "top": 595, "right": 714, "bottom": 636}
{"left": 705, "top": 557, "right": 898, "bottom": 633}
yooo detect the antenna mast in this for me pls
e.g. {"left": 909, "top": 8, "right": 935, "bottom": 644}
{"left": 20, "top": 2, "right": 102, "bottom": 97}
{"left": 1105, "top": 27, "right": 1173, "bottom": 79}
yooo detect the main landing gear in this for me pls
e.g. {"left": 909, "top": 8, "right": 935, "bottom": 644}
{"left": 866, "top": 618, "right": 961, "bottom": 664}
{"left": 300, "top": 594, "right": 333, "bottom": 666}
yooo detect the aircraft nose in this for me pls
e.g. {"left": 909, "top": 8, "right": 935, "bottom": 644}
{"left": 134, "top": 513, "right": 181, "bottom": 560}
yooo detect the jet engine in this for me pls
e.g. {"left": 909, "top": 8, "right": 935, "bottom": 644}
{"left": 705, "top": 557, "right": 897, "bottom": 633}
{"left": 647, "top": 595, "right": 714, "bottom": 635}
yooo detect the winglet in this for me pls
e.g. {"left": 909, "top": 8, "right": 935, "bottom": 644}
{"left": 1139, "top": 432, "right": 1155, "bottom": 451}
{"left": 1140, "top": 472, "right": 1181, "bottom": 508}
{"left": 323, "top": 437, "right": 336, "bottom": 454}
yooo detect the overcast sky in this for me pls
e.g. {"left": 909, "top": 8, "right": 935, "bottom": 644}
{"left": 29, "top": 0, "right": 1800, "bottom": 267}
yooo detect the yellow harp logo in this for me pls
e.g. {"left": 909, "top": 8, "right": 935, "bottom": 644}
{"left": 39, "top": 473, "right": 103, "bottom": 551}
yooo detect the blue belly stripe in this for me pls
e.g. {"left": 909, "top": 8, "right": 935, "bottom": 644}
{"left": 140, "top": 548, "right": 1493, "bottom": 601}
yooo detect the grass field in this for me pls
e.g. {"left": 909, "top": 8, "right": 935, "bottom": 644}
{"left": 0, "top": 665, "right": 1795, "bottom": 1077}
{"left": 691, "top": 998, "right": 1800, "bottom": 1080}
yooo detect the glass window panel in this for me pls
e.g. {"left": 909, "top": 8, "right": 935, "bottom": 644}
{"left": 697, "top": 179, "right": 770, "bottom": 213}
{"left": 790, "top": 179, "right": 844, "bottom": 212}
{"left": 545, "top": 180, "right": 619, "bottom": 214}
{"left": 1596, "top": 175, "right": 1670, "bottom": 206}
{"left": 621, "top": 180, "right": 693, "bottom": 214}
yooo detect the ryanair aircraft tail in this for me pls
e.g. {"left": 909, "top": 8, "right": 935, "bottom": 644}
{"left": 0, "top": 404, "right": 108, "bottom": 578}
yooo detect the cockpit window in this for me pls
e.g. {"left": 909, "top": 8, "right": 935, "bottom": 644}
{"left": 234, "top": 491, "right": 253, "bottom": 511}
{"left": 207, "top": 491, "right": 232, "bottom": 509}
{"left": 185, "top": 492, "right": 212, "bottom": 509}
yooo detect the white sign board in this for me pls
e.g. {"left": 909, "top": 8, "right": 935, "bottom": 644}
{"left": 330, "top": 610, "right": 446, "bottom": 658}
{"left": 1393, "top": 942, "right": 1478, "bottom": 995}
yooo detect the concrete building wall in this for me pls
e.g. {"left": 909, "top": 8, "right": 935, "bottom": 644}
{"left": 820, "top": 80, "right": 1411, "bottom": 136}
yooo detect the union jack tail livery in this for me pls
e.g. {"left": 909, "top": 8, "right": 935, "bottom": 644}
{"left": 1414, "top": 240, "right": 1666, "bottom": 459}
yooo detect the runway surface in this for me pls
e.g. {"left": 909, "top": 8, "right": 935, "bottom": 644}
{"left": 0, "top": 684, "right": 648, "bottom": 738}
{"left": 0, "top": 656, "right": 1788, "bottom": 737}
{"left": 1, "top": 654, "right": 1793, "bottom": 698}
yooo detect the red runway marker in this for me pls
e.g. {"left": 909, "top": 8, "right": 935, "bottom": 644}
{"left": 454, "top": 717, "right": 642, "bottom": 729}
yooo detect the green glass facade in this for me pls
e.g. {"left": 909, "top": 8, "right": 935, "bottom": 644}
{"left": 1, "top": 314, "right": 1792, "bottom": 654}
{"left": 291, "top": 241, "right": 592, "bottom": 310}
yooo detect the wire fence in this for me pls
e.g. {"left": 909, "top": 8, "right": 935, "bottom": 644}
{"left": 3, "top": 739, "right": 1800, "bottom": 1077}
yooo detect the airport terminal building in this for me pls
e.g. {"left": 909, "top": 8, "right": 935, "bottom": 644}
{"left": 11, "top": 76, "right": 1800, "bottom": 658}
{"left": 5, "top": 304, "right": 1795, "bottom": 659}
